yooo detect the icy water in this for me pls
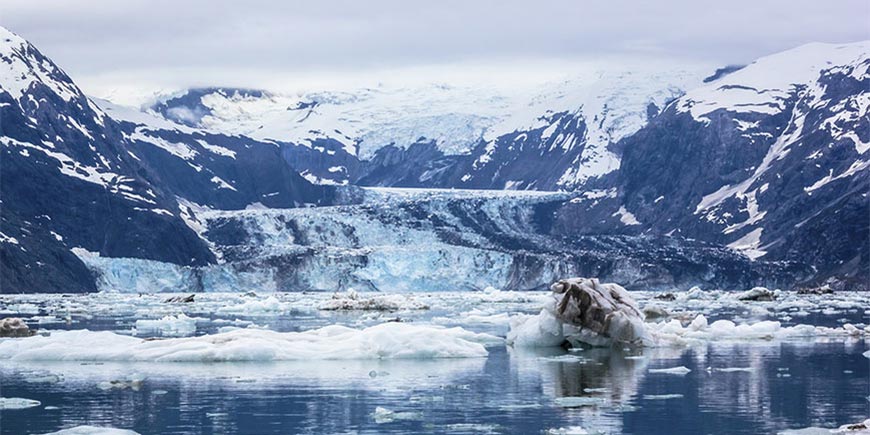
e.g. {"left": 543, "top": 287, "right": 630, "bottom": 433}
{"left": 0, "top": 290, "right": 868, "bottom": 435}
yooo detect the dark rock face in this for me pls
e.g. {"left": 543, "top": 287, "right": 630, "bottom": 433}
{"left": 703, "top": 65, "right": 746, "bottom": 83}
{"left": 275, "top": 112, "right": 597, "bottom": 191}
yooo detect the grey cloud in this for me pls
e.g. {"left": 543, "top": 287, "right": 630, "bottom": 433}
{"left": 1, "top": 0, "right": 868, "bottom": 94}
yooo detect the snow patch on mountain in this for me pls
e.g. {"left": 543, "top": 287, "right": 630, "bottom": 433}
{"left": 130, "top": 62, "right": 711, "bottom": 186}
{"left": 0, "top": 27, "right": 80, "bottom": 103}
{"left": 677, "top": 41, "right": 870, "bottom": 122}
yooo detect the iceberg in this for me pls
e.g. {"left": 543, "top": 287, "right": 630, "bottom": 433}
{"left": 0, "top": 323, "right": 501, "bottom": 362}
{"left": 508, "top": 278, "right": 651, "bottom": 348}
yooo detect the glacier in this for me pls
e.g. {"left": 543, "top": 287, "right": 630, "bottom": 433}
{"left": 69, "top": 187, "right": 802, "bottom": 293}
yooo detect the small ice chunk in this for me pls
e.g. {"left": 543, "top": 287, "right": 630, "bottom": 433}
{"left": 445, "top": 424, "right": 501, "bottom": 433}
{"left": 0, "top": 397, "right": 41, "bottom": 409}
{"left": 649, "top": 366, "right": 691, "bottom": 375}
{"left": 547, "top": 427, "right": 591, "bottom": 435}
{"left": 689, "top": 315, "right": 708, "bottom": 331}
{"left": 712, "top": 367, "right": 754, "bottom": 373}
{"left": 506, "top": 309, "right": 565, "bottom": 347}
{"left": 371, "top": 406, "right": 422, "bottom": 423}
{"left": 38, "top": 426, "right": 140, "bottom": 435}
{"left": 215, "top": 296, "right": 290, "bottom": 315}
{"left": 583, "top": 387, "right": 608, "bottom": 393}
{"left": 134, "top": 314, "right": 197, "bottom": 336}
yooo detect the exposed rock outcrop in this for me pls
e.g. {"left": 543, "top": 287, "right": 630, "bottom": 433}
{"left": 736, "top": 287, "right": 776, "bottom": 301}
{"left": 164, "top": 294, "right": 196, "bottom": 303}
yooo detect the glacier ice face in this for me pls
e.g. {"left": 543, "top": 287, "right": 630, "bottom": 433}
{"left": 70, "top": 187, "right": 808, "bottom": 293}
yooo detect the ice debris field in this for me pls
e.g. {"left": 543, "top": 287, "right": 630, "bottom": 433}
{"left": 0, "top": 286, "right": 868, "bottom": 435}
{"left": 0, "top": 287, "right": 868, "bottom": 361}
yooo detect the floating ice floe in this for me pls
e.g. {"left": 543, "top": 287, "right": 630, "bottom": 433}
{"left": 0, "top": 323, "right": 501, "bottom": 362}
{"left": 214, "top": 296, "right": 292, "bottom": 316}
{"left": 478, "top": 287, "right": 546, "bottom": 303}
{"left": 371, "top": 406, "right": 423, "bottom": 423}
{"left": 0, "top": 397, "right": 41, "bottom": 409}
{"left": 649, "top": 366, "right": 691, "bottom": 375}
{"left": 39, "top": 426, "right": 140, "bottom": 435}
{"left": 648, "top": 315, "right": 869, "bottom": 344}
{"left": 546, "top": 426, "right": 592, "bottom": 435}
{"left": 709, "top": 367, "right": 754, "bottom": 373}
{"left": 134, "top": 313, "right": 199, "bottom": 336}
{"left": 319, "top": 289, "right": 429, "bottom": 311}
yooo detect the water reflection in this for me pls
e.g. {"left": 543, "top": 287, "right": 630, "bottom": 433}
{"left": 1, "top": 340, "right": 867, "bottom": 435}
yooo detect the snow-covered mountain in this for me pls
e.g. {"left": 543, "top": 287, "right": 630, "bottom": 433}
{"left": 555, "top": 41, "right": 869, "bottom": 287}
{"left": 0, "top": 26, "right": 336, "bottom": 292}
{"left": 1, "top": 25, "right": 866, "bottom": 293}
{"left": 146, "top": 63, "right": 711, "bottom": 189}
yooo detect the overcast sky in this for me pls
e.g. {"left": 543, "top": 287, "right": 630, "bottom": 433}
{"left": 2, "top": 0, "right": 868, "bottom": 103}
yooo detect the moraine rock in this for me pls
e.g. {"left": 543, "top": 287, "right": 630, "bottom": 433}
{"left": 736, "top": 287, "right": 776, "bottom": 301}
{"left": 653, "top": 292, "right": 677, "bottom": 301}
{"left": 0, "top": 317, "right": 35, "bottom": 337}
{"left": 796, "top": 285, "right": 834, "bottom": 295}
{"left": 164, "top": 294, "right": 195, "bottom": 303}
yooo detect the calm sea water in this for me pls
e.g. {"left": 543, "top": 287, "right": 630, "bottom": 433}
{"left": 0, "top": 292, "right": 867, "bottom": 434}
